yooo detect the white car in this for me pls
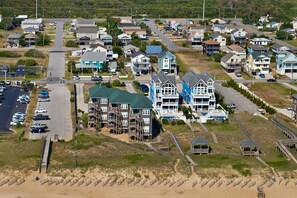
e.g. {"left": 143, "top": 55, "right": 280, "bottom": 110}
{"left": 35, "top": 108, "right": 47, "bottom": 113}
{"left": 10, "top": 121, "right": 24, "bottom": 126}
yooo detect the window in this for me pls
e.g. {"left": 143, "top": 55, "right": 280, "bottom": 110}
{"left": 122, "top": 120, "right": 128, "bottom": 126}
{"left": 102, "top": 114, "right": 107, "bottom": 120}
{"left": 101, "top": 107, "right": 107, "bottom": 112}
{"left": 121, "top": 104, "right": 128, "bottom": 109}
{"left": 142, "top": 109, "right": 150, "bottom": 115}
{"left": 143, "top": 126, "right": 149, "bottom": 133}
{"left": 101, "top": 98, "right": 108, "bottom": 104}
{"left": 122, "top": 112, "right": 128, "bottom": 118}
{"left": 143, "top": 118, "right": 150, "bottom": 124}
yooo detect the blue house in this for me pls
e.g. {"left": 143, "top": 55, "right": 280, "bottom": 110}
{"left": 181, "top": 71, "right": 216, "bottom": 114}
{"left": 76, "top": 51, "right": 107, "bottom": 71}
{"left": 100, "top": 34, "right": 113, "bottom": 45}
{"left": 146, "top": 45, "right": 162, "bottom": 56}
{"left": 276, "top": 51, "right": 297, "bottom": 75}
{"left": 157, "top": 50, "right": 177, "bottom": 74}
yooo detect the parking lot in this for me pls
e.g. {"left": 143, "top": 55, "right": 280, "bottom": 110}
{"left": 0, "top": 86, "right": 28, "bottom": 134}
{"left": 215, "top": 83, "right": 258, "bottom": 113}
{"left": 29, "top": 84, "right": 73, "bottom": 141}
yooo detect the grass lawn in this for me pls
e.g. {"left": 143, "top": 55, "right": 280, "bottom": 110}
{"left": 286, "top": 39, "right": 297, "bottom": 47}
{"left": 0, "top": 137, "right": 43, "bottom": 172}
{"left": 48, "top": 132, "right": 174, "bottom": 176}
{"left": 175, "top": 51, "right": 231, "bottom": 80}
{"left": 249, "top": 83, "right": 297, "bottom": 108}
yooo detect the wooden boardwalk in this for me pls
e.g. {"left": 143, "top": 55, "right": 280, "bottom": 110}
{"left": 40, "top": 137, "right": 51, "bottom": 173}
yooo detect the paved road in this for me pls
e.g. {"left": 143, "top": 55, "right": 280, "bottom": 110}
{"left": 0, "top": 87, "right": 28, "bottom": 134}
{"left": 144, "top": 21, "right": 189, "bottom": 51}
{"left": 215, "top": 83, "right": 258, "bottom": 113}
{"left": 126, "top": 83, "right": 137, "bottom": 93}
{"left": 30, "top": 84, "right": 73, "bottom": 141}
{"left": 47, "top": 21, "right": 65, "bottom": 78}
{"left": 234, "top": 22, "right": 297, "bottom": 50}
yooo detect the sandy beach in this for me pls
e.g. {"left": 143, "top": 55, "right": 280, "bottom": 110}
{"left": 1, "top": 172, "right": 297, "bottom": 198}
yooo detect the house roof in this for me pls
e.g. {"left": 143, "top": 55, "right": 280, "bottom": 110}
{"left": 8, "top": 33, "right": 22, "bottom": 39}
{"left": 221, "top": 53, "right": 236, "bottom": 63}
{"left": 191, "top": 137, "right": 209, "bottom": 145}
{"left": 209, "top": 32, "right": 223, "bottom": 39}
{"left": 81, "top": 51, "right": 106, "bottom": 62}
{"left": 250, "top": 37, "right": 271, "bottom": 42}
{"left": 77, "top": 19, "right": 95, "bottom": 25}
{"left": 248, "top": 44, "right": 268, "bottom": 51}
{"left": 123, "top": 44, "right": 139, "bottom": 51}
{"left": 89, "top": 85, "right": 152, "bottom": 109}
{"left": 240, "top": 139, "right": 258, "bottom": 147}
{"left": 118, "top": 33, "right": 131, "bottom": 39}
{"left": 151, "top": 72, "right": 176, "bottom": 86}
{"left": 146, "top": 45, "right": 162, "bottom": 55}
{"left": 250, "top": 52, "right": 270, "bottom": 59}
{"left": 212, "top": 24, "right": 226, "bottom": 29}
{"left": 100, "top": 34, "right": 112, "bottom": 40}
{"left": 182, "top": 71, "right": 213, "bottom": 87}
{"left": 228, "top": 44, "right": 245, "bottom": 52}
{"left": 292, "top": 94, "right": 297, "bottom": 100}
{"left": 76, "top": 26, "right": 98, "bottom": 34}
{"left": 23, "top": 27, "right": 39, "bottom": 31}
{"left": 131, "top": 51, "right": 146, "bottom": 58}
{"left": 157, "top": 50, "right": 175, "bottom": 59}
{"left": 203, "top": 40, "right": 219, "bottom": 45}
{"left": 271, "top": 44, "right": 290, "bottom": 51}
{"left": 25, "top": 33, "right": 37, "bottom": 38}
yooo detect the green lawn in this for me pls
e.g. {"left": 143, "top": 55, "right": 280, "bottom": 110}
{"left": 249, "top": 83, "right": 297, "bottom": 108}
{"left": 286, "top": 39, "right": 297, "bottom": 47}
{"left": 0, "top": 138, "right": 43, "bottom": 172}
{"left": 49, "top": 132, "right": 174, "bottom": 175}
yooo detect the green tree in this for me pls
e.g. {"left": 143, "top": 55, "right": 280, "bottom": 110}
{"left": 65, "top": 40, "right": 78, "bottom": 47}
{"left": 101, "top": 62, "right": 109, "bottom": 73}
{"left": 35, "top": 34, "right": 51, "bottom": 46}
{"left": 226, "top": 36, "right": 232, "bottom": 45}
{"left": 67, "top": 60, "right": 78, "bottom": 73}
{"left": 112, "top": 46, "right": 122, "bottom": 55}
{"left": 19, "top": 35, "right": 26, "bottom": 47}
{"left": 276, "top": 31, "right": 293, "bottom": 40}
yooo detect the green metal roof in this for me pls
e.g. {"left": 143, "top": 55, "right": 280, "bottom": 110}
{"left": 191, "top": 137, "right": 209, "bottom": 145}
{"left": 89, "top": 85, "right": 152, "bottom": 109}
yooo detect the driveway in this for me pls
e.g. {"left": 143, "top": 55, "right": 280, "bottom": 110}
{"left": 76, "top": 83, "right": 88, "bottom": 113}
{"left": 47, "top": 21, "right": 65, "bottom": 79}
{"left": 30, "top": 84, "right": 73, "bottom": 141}
{"left": 215, "top": 83, "right": 258, "bottom": 113}
{"left": 0, "top": 87, "right": 28, "bottom": 134}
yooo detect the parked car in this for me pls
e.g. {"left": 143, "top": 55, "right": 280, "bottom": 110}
{"left": 38, "top": 90, "right": 49, "bottom": 95}
{"left": 73, "top": 75, "right": 80, "bottom": 80}
{"left": 267, "top": 78, "right": 277, "bottom": 82}
{"left": 287, "top": 106, "right": 294, "bottom": 111}
{"left": 35, "top": 107, "right": 47, "bottom": 113}
{"left": 10, "top": 121, "right": 24, "bottom": 126}
{"left": 31, "top": 123, "right": 48, "bottom": 129}
{"left": 235, "top": 72, "right": 241, "bottom": 77}
{"left": 5, "top": 81, "right": 11, "bottom": 85}
{"left": 227, "top": 103, "right": 237, "bottom": 109}
{"left": 139, "top": 84, "right": 149, "bottom": 93}
{"left": 91, "top": 76, "right": 103, "bottom": 81}
{"left": 0, "top": 81, "right": 5, "bottom": 86}
{"left": 33, "top": 114, "right": 50, "bottom": 120}
{"left": 259, "top": 74, "right": 265, "bottom": 78}
{"left": 31, "top": 127, "right": 47, "bottom": 133}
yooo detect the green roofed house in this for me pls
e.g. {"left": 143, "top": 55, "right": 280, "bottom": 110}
{"left": 88, "top": 85, "right": 153, "bottom": 141}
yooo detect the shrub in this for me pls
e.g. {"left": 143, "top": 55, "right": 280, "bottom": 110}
{"left": 65, "top": 40, "right": 78, "bottom": 47}
{"left": 177, "top": 120, "right": 185, "bottom": 125}
{"left": 112, "top": 80, "right": 123, "bottom": 87}
{"left": 70, "top": 96, "right": 75, "bottom": 102}
{"left": 133, "top": 80, "right": 140, "bottom": 88}
{"left": 24, "top": 49, "right": 45, "bottom": 58}
{"left": 17, "top": 59, "right": 38, "bottom": 66}
{"left": 112, "top": 46, "right": 122, "bottom": 55}
{"left": 171, "top": 120, "right": 176, "bottom": 125}
{"left": 0, "top": 51, "right": 21, "bottom": 58}
{"left": 81, "top": 113, "right": 88, "bottom": 127}
{"left": 162, "top": 119, "right": 169, "bottom": 125}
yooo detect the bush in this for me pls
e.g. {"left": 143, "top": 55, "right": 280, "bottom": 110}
{"left": 70, "top": 96, "right": 75, "bottom": 102}
{"left": 112, "top": 46, "right": 122, "bottom": 55}
{"left": 213, "top": 53, "right": 223, "bottom": 62}
{"left": 0, "top": 51, "right": 21, "bottom": 58}
{"left": 133, "top": 80, "right": 140, "bottom": 88}
{"left": 177, "top": 120, "right": 186, "bottom": 125}
{"left": 24, "top": 49, "right": 45, "bottom": 58}
{"left": 17, "top": 59, "right": 38, "bottom": 66}
{"left": 81, "top": 113, "right": 88, "bottom": 127}
{"left": 171, "top": 120, "right": 176, "bottom": 125}
{"left": 35, "top": 34, "right": 51, "bottom": 46}
{"left": 65, "top": 40, "right": 78, "bottom": 47}
{"left": 162, "top": 119, "right": 169, "bottom": 125}
{"left": 112, "top": 80, "right": 123, "bottom": 87}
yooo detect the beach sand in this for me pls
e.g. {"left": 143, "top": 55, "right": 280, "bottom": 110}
{"left": 0, "top": 172, "right": 297, "bottom": 198}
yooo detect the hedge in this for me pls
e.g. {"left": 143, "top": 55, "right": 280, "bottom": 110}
{"left": 0, "top": 51, "right": 21, "bottom": 58}
{"left": 17, "top": 59, "right": 38, "bottom": 66}
{"left": 24, "top": 49, "right": 45, "bottom": 58}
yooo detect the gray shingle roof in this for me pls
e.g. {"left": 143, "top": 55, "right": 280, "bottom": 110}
{"left": 191, "top": 137, "right": 209, "bottom": 145}
{"left": 131, "top": 51, "right": 146, "bottom": 58}
{"left": 8, "top": 33, "right": 22, "bottom": 39}
{"left": 89, "top": 85, "right": 152, "bottom": 109}
{"left": 182, "top": 71, "right": 213, "bottom": 87}
{"left": 248, "top": 44, "right": 268, "bottom": 51}
{"left": 157, "top": 50, "right": 175, "bottom": 59}
{"left": 250, "top": 52, "right": 269, "bottom": 59}
{"left": 240, "top": 139, "right": 258, "bottom": 147}
{"left": 76, "top": 26, "right": 98, "bottom": 34}
{"left": 221, "top": 53, "right": 235, "bottom": 63}
{"left": 209, "top": 32, "right": 220, "bottom": 38}
{"left": 81, "top": 51, "right": 106, "bottom": 62}
{"left": 151, "top": 72, "right": 176, "bottom": 86}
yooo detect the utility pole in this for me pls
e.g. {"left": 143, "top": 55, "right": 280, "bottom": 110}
{"left": 202, "top": 0, "right": 205, "bottom": 22}
{"left": 36, "top": 0, "right": 38, "bottom": 19}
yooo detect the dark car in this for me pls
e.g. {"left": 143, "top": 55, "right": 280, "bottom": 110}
{"left": 0, "top": 81, "right": 5, "bottom": 86}
{"left": 91, "top": 76, "right": 103, "bottom": 81}
{"left": 31, "top": 127, "right": 47, "bottom": 133}
{"left": 267, "top": 78, "right": 277, "bottom": 82}
{"left": 38, "top": 90, "right": 49, "bottom": 96}
{"left": 139, "top": 84, "right": 149, "bottom": 93}
{"left": 32, "top": 114, "right": 50, "bottom": 121}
